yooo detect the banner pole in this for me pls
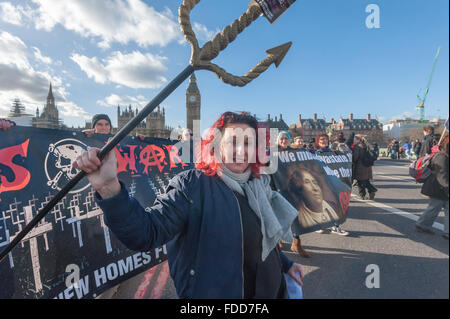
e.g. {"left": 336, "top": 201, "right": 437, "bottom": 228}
{"left": 0, "top": 65, "right": 195, "bottom": 262}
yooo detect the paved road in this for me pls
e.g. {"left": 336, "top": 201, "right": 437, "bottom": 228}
{"left": 105, "top": 159, "right": 449, "bottom": 299}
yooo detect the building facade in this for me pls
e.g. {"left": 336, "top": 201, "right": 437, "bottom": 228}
{"left": 328, "top": 113, "right": 383, "bottom": 143}
{"left": 33, "top": 83, "right": 61, "bottom": 129}
{"left": 289, "top": 113, "right": 329, "bottom": 142}
{"left": 116, "top": 105, "right": 172, "bottom": 138}
{"left": 263, "top": 114, "right": 289, "bottom": 131}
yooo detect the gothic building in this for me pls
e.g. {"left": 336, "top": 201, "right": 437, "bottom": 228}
{"left": 33, "top": 83, "right": 61, "bottom": 129}
{"left": 116, "top": 104, "right": 172, "bottom": 138}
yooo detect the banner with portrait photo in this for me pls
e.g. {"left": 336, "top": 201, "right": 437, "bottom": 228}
{"left": 0, "top": 126, "right": 193, "bottom": 299}
{"left": 271, "top": 149, "right": 352, "bottom": 234}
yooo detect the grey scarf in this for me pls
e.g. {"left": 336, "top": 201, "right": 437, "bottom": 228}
{"left": 218, "top": 166, "right": 298, "bottom": 261}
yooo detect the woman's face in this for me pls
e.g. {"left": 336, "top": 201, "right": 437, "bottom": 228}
{"left": 220, "top": 123, "right": 255, "bottom": 174}
{"left": 295, "top": 138, "right": 304, "bottom": 147}
{"left": 299, "top": 171, "right": 323, "bottom": 212}
{"left": 278, "top": 134, "right": 290, "bottom": 149}
{"left": 318, "top": 136, "right": 329, "bottom": 149}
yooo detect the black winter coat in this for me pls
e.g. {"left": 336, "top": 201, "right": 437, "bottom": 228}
{"left": 419, "top": 135, "right": 435, "bottom": 157}
{"left": 421, "top": 152, "right": 449, "bottom": 200}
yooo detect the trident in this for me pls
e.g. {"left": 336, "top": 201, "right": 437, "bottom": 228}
{"left": 0, "top": 0, "right": 293, "bottom": 261}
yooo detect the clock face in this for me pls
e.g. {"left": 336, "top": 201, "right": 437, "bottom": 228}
{"left": 189, "top": 95, "right": 196, "bottom": 102}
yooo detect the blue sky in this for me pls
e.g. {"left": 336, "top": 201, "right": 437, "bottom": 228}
{"left": 0, "top": 0, "right": 448, "bottom": 130}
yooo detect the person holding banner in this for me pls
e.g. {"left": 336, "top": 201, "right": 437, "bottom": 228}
{"left": 83, "top": 114, "right": 113, "bottom": 137}
{"left": 277, "top": 131, "right": 310, "bottom": 258}
{"left": 314, "top": 134, "right": 349, "bottom": 236}
{"left": 73, "top": 111, "right": 304, "bottom": 299}
{"left": 0, "top": 119, "right": 15, "bottom": 130}
{"left": 291, "top": 136, "right": 304, "bottom": 149}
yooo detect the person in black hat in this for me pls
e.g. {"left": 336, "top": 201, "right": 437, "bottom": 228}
{"left": 83, "top": 114, "right": 112, "bottom": 137}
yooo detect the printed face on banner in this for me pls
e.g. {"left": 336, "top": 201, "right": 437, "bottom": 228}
{"left": 272, "top": 149, "right": 352, "bottom": 234}
{"left": 286, "top": 163, "right": 341, "bottom": 229}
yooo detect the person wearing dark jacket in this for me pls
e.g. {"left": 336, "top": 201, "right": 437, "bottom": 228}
{"left": 73, "top": 112, "right": 304, "bottom": 299}
{"left": 419, "top": 126, "right": 435, "bottom": 157}
{"left": 416, "top": 136, "right": 449, "bottom": 239}
{"left": 413, "top": 139, "right": 422, "bottom": 159}
{"left": 352, "top": 134, "right": 378, "bottom": 200}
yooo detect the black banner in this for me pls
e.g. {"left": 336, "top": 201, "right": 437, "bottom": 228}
{"left": 272, "top": 149, "right": 352, "bottom": 234}
{"left": 255, "top": 0, "right": 296, "bottom": 24}
{"left": 0, "top": 126, "right": 193, "bottom": 299}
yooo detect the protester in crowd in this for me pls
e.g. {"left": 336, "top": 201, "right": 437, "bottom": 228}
{"left": 392, "top": 139, "right": 400, "bottom": 159}
{"left": 413, "top": 138, "right": 422, "bottom": 159}
{"left": 416, "top": 136, "right": 449, "bottom": 240}
{"left": 73, "top": 111, "right": 304, "bottom": 299}
{"left": 331, "top": 132, "right": 351, "bottom": 153}
{"left": 291, "top": 136, "right": 304, "bottom": 149}
{"left": 419, "top": 126, "right": 436, "bottom": 157}
{"left": 352, "top": 134, "right": 378, "bottom": 200}
{"left": 314, "top": 134, "right": 350, "bottom": 236}
{"left": 0, "top": 119, "right": 15, "bottom": 130}
{"left": 277, "top": 131, "right": 310, "bottom": 258}
{"left": 402, "top": 141, "right": 412, "bottom": 159}
{"left": 373, "top": 143, "right": 380, "bottom": 158}
{"left": 83, "top": 114, "right": 112, "bottom": 137}
{"left": 307, "top": 138, "right": 316, "bottom": 153}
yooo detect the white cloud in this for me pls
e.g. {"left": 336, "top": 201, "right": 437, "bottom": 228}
{"left": 192, "top": 22, "right": 220, "bottom": 43}
{"left": 29, "top": 0, "right": 182, "bottom": 48}
{"left": 32, "top": 46, "right": 52, "bottom": 64}
{"left": 0, "top": 2, "right": 28, "bottom": 25}
{"left": 71, "top": 51, "right": 168, "bottom": 89}
{"left": 70, "top": 54, "right": 108, "bottom": 83}
{"left": 97, "top": 94, "right": 148, "bottom": 108}
{"left": 0, "top": 31, "right": 31, "bottom": 70}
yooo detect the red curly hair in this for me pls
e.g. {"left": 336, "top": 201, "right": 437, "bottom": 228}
{"left": 195, "top": 112, "right": 269, "bottom": 177}
{"left": 315, "top": 133, "right": 329, "bottom": 149}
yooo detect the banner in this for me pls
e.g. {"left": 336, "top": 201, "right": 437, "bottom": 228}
{"left": 255, "top": 0, "right": 296, "bottom": 24}
{"left": 272, "top": 149, "right": 352, "bottom": 234}
{"left": 0, "top": 126, "right": 193, "bottom": 299}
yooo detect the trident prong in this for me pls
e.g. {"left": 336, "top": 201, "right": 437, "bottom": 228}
{"left": 179, "top": 0, "right": 293, "bottom": 86}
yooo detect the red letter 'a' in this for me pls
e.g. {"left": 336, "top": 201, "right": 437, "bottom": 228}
{"left": 164, "top": 145, "right": 189, "bottom": 169}
{"left": 140, "top": 145, "right": 166, "bottom": 174}
{"left": 114, "top": 145, "right": 138, "bottom": 174}
{"left": 0, "top": 139, "right": 31, "bottom": 194}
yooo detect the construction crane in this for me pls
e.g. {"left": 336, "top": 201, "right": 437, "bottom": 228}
{"left": 416, "top": 47, "right": 441, "bottom": 125}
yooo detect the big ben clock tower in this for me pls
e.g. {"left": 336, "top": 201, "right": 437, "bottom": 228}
{"left": 186, "top": 73, "right": 200, "bottom": 132}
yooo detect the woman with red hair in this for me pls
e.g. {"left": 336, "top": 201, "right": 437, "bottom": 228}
{"left": 74, "top": 111, "right": 304, "bottom": 299}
